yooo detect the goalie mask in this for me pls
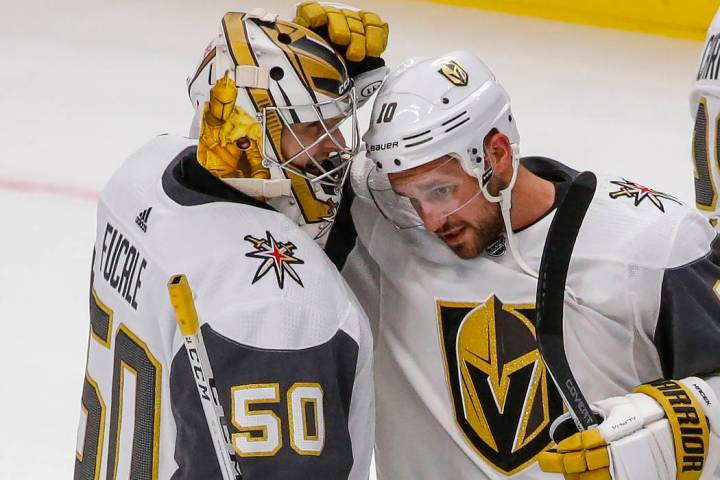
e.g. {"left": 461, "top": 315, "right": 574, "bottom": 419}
{"left": 187, "top": 9, "right": 359, "bottom": 245}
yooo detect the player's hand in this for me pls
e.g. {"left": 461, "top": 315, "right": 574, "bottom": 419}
{"left": 197, "top": 71, "right": 267, "bottom": 179}
{"left": 294, "top": 2, "right": 389, "bottom": 63}
{"left": 294, "top": 2, "right": 390, "bottom": 107}
{"left": 538, "top": 378, "right": 719, "bottom": 480}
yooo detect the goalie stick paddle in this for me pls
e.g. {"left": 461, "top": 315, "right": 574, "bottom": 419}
{"left": 535, "top": 170, "right": 598, "bottom": 431}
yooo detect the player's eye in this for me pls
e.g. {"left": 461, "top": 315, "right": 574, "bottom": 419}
{"left": 307, "top": 121, "right": 323, "bottom": 134}
{"left": 292, "top": 121, "right": 323, "bottom": 138}
{"left": 429, "top": 185, "right": 456, "bottom": 201}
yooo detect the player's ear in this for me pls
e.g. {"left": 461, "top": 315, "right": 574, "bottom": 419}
{"left": 484, "top": 130, "right": 513, "bottom": 184}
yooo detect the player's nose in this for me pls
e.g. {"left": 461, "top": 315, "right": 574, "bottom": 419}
{"left": 318, "top": 128, "right": 346, "bottom": 153}
{"left": 422, "top": 208, "right": 447, "bottom": 233}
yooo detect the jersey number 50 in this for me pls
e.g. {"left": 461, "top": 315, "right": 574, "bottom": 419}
{"left": 232, "top": 383, "right": 325, "bottom": 457}
{"left": 75, "top": 271, "right": 161, "bottom": 480}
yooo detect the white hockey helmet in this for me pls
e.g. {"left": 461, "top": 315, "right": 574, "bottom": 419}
{"left": 364, "top": 50, "right": 518, "bottom": 186}
{"left": 187, "top": 9, "right": 359, "bottom": 244}
{"left": 364, "top": 51, "right": 538, "bottom": 272}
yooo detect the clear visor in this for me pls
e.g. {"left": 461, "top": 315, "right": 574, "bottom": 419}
{"left": 261, "top": 87, "right": 358, "bottom": 192}
{"left": 367, "top": 156, "right": 482, "bottom": 229}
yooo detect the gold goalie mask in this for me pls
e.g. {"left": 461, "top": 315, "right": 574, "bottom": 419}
{"left": 187, "top": 9, "right": 359, "bottom": 245}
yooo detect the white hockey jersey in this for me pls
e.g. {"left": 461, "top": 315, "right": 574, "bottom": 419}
{"left": 692, "top": 8, "right": 720, "bottom": 225}
{"left": 74, "top": 134, "right": 374, "bottom": 480}
{"left": 326, "top": 156, "right": 720, "bottom": 479}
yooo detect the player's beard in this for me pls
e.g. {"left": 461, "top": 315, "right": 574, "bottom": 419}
{"left": 436, "top": 206, "right": 504, "bottom": 259}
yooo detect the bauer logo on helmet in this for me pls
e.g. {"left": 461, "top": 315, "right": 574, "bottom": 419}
{"left": 368, "top": 141, "right": 399, "bottom": 152}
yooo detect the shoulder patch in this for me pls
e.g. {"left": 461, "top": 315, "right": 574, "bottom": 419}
{"left": 244, "top": 231, "right": 305, "bottom": 289}
{"left": 608, "top": 178, "right": 681, "bottom": 212}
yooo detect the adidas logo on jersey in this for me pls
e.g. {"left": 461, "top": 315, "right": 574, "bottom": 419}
{"left": 135, "top": 207, "right": 152, "bottom": 232}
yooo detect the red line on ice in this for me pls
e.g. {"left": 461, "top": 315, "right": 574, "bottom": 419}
{"left": 0, "top": 177, "right": 99, "bottom": 201}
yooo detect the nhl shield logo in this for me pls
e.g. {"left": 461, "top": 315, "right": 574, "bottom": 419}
{"left": 486, "top": 237, "right": 506, "bottom": 257}
{"left": 439, "top": 60, "right": 469, "bottom": 87}
{"left": 436, "top": 296, "right": 564, "bottom": 474}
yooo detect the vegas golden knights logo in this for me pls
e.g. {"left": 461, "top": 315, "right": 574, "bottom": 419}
{"left": 439, "top": 60, "right": 469, "bottom": 87}
{"left": 437, "top": 296, "right": 564, "bottom": 474}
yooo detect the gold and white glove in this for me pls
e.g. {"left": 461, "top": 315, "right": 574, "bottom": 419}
{"left": 538, "top": 378, "right": 720, "bottom": 480}
{"left": 293, "top": 2, "right": 390, "bottom": 106}
{"left": 197, "top": 71, "right": 266, "bottom": 180}
{"left": 294, "top": 1, "right": 388, "bottom": 63}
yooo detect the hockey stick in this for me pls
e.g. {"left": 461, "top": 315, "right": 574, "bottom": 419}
{"left": 535, "top": 171, "right": 598, "bottom": 431}
{"left": 167, "top": 274, "right": 243, "bottom": 480}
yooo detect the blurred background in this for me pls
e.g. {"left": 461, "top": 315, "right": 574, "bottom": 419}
{"left": 0, "top": 0, "right": 717, "bottom": 477}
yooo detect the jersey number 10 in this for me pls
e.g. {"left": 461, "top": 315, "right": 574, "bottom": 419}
{"left": 693, "top": 97, "right": 720, "bottom": 213}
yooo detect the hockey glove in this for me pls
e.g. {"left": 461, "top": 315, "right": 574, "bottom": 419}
{"left": 294, "top": 1, "right": 388, "bottom": 62}
{"left": 197, "top": 71, "right": 267, "bottom": 180}
{"left": 294, "top": 2, "right": 389, "bottom": 106}
{"left": 537, "top": 377, "right": 720, "bottom": 480}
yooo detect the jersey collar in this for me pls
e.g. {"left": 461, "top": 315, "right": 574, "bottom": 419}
{"left": 161, "top": 146, "right": 276, "bottom": 211}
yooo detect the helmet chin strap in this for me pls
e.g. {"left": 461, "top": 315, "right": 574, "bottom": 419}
{"left": 473, "top": 145, "right": 538, "bottom": 279}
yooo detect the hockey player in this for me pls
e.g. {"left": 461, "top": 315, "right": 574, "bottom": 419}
{"left": 692, "top": 7, "right": 720, "bottom": 230}
{"left": 185, "top": 3, "right": 389, "bottom": 246}
{"left": 74, "top": 7, "right": 387, "bottom": 479}
{"left": 326, "top": 51, "right": 720, "bottom": 479}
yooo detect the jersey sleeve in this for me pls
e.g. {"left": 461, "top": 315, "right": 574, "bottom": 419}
{"left": 342, "top": 297, "right": 375, "bottom": 480}
{"left": 653, "top": 210, "right": 720, "bottom": 379}
{"left": 169, "top": 296, "right": 367, "bottom": 480}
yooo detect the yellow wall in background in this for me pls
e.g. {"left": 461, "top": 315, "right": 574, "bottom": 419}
{"left": 423, "top": 0, "right": 720, "bottom": 40}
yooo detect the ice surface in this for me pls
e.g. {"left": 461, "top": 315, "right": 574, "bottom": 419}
{"left": 0, "top": 0, "right": 704, "bottom": 477}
